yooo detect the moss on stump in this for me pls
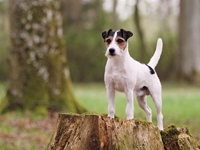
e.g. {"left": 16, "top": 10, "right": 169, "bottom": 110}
{"left": 161, "top": 125, "right": 200, "bottom": 150}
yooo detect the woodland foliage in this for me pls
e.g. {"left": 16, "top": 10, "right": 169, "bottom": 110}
{"left": 0, "top": 0, "right": 187, "bottom": 83}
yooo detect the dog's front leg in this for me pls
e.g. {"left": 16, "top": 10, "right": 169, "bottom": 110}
{"left": 125, "top": 89, "right": 134, "bottom": 120}
{"left": 106, "top": 85, "right": 115, "bottom": 118}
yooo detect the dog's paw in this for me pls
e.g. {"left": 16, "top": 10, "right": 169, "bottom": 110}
{"left": 158, "top": 126, "right": 164, "bottom": 131}
{"left": 126, "top": 117, "right": 133, "bottom": 120}
{"left": 108, "top": 115, "right": 114, "bottom": 119}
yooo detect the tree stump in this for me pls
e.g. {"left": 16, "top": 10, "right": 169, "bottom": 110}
{"left": 47, "top": 113, "right": 164, "bottom": 150}
{"left": 47, "top": 114, "right": 200, "bottom": 150}
{"left": 161, "top": 125, "right": 200, "bottom": 150}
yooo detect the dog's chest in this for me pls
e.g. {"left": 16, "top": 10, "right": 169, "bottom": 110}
{"left": 105, "top": 67, "right": 131, "bottom": 92}
{"left": 113, "top": 74, "right": 127, "bottom": 92}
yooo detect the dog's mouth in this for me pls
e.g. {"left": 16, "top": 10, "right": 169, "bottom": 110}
{"left": 109, "top": 53, "right": 115, "bottom": 56}
{"left": 105, "top": 52, "right": 116, "bottom": 58}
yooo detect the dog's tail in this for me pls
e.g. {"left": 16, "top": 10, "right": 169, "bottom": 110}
{"left": 148, "top": 38, "right": 163, "bottom": 69}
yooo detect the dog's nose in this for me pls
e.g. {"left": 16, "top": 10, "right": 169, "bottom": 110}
{"left": 109, "top": 48, "right": 115, "bottom": 55}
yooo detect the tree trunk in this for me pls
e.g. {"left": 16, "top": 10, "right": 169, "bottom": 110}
{"left": 176, "top": 0, "right": 200, "bottom": 83}
{"left": 47, "top": 114, "right": 200, "bottom": 150}
{"left": 0, "top": 0, "right": 86, "bottom": 113}
{"left": 133, "top": 0, "right": 146, "bottom": 60}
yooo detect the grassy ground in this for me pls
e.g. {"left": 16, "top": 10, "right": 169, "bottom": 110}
{"left": 0, "top": 82, "right": 200, "bottom": 149}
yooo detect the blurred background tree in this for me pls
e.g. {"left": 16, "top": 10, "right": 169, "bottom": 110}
{"left": 0, "top": 0, "right": 179, "bottom": 82}
{"left": 133, "top": 0, "right": 146, "bottom": 60}
{"left": 176, "top": 0, "right": 200, "bottom": 84}
{"left": 0, "top": 0, "right": 86, "bottom": 113}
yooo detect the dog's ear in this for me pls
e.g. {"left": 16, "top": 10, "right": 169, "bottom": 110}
{"left": 102, "top": 29, "right": 112, "bottom": 40}
{"left": 102, "top": 30, "right": 108, "bottom": 39}
{"left": 120, "top": 29, "right": 133, "bottom": 41}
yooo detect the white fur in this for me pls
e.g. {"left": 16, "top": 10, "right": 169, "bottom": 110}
{"left": 104, "top": 32, "right": 163, "bottom": 130}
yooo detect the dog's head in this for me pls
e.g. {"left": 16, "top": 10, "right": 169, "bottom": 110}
{"left": 101, "top": 29, "right": 133, "bottom": 58}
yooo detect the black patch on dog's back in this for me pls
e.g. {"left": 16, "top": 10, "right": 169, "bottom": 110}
{"left": 146, "top": 64, "right": 155, "bottom": 74}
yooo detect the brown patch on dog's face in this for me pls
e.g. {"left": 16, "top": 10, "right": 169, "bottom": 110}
{"left": 105, "top": 36, "right": 113, "bottom": 47}
{"left": 115, "top": 36, "right": 127, "bottom": 50}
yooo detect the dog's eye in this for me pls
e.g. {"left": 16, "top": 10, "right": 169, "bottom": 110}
{"left": 106, "top": 39, "right": 111, "bottom": 44}
{"left": 117, "top": 39, "right": 124, "bottom": 44}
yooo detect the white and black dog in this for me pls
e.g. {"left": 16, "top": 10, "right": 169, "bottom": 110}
{"left": 102, "top": 29, "right": 163, "bottom": 130}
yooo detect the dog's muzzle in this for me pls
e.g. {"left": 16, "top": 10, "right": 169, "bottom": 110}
{"left": 109, "top": 48, "right": 115, "bottom": 56}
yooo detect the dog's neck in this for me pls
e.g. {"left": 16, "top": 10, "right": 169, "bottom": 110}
{"left": 123, "top": 43, "right": 131, "bottom": 58}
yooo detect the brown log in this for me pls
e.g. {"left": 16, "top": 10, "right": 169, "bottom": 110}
{"left": 47, "top": 113, "right": 164, "bottom": 150}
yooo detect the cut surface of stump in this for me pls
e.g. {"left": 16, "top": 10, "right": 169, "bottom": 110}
{"left": 47, "top": 113, "right": 164, "bottom": 150}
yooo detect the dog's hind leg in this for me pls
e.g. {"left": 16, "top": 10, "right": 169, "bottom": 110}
{"left": 151, "top": 93, "right": 163, "bottom": 130}
{"left": 136, "top": 95, "right": 152, "bottom": 122}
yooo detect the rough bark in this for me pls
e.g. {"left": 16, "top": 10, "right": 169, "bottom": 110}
{"left": 47, "top": 114, "right": 164, "bottom": 150}
{"left": 177, "top": 0, "right": 200, "bottom": 83}
{"left": 0, "top": 0, "right": 86, "bottom": 113}
{"left": 47, "top": 114, "right": 200, "bottom": 150}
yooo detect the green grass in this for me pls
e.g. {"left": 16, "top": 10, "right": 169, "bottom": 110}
{"left": 74, "top": 83, "right": 200, "bottom": 139}
{"left": 0, "top": 82, "right": 199, "bottom": 149}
